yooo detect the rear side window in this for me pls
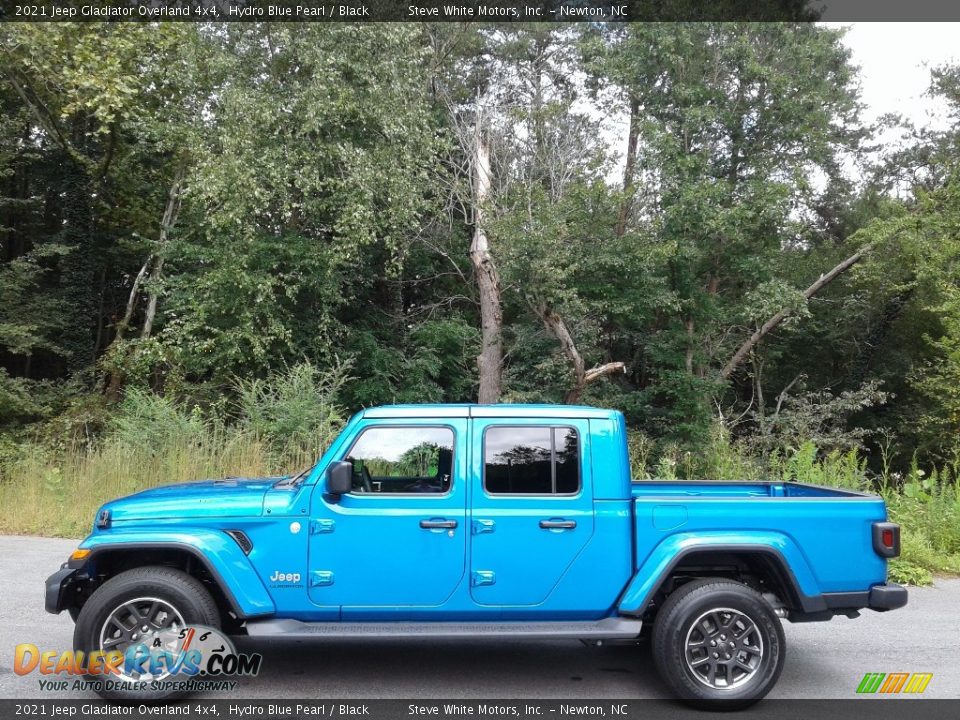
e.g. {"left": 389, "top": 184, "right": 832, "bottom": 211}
{"left": 483, "top": 426, "right": 580, "bottom": 495}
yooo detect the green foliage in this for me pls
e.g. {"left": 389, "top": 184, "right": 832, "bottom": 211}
{"left": 885, "top": 463, "right": 960, "bottom": 579}
{"left": 774, "top": 443, "right": 868, "bottom": 490}
{"left": 627, "top": 430, "right": 656, "bottom": 480}
{"left": 0, "top": 22, "right": 926, "bottom": 452}
{"left": 0, "top": 365, "right": 350, "bottom": 536}
{"left": 0, "top": 249, "right": 71, "bottom": 361}
{"left": 161, "top": 25, "right": 440, "bottom": 382}
{"left": 695, "top": 425, "right": 766, "bottom": 482}
{"left": 750, "top": 380, "right": 890, "bottom": 456}
{"left": 888, "top": 560, "right": 934, "bottom": 587}
{"left": 2, "top": 24, "right": 187, "bottom": 136}
{"left": 109, "top": 388, "right": 208, "bottom": 455}
{"left": 407, "top": 318, "right": 482, "bottom": 402}
{"left": 905, "top": 176, "right": 960, "bottom": 460}
{"left": 235, "top": 361, "right": 349, "bottom": 461}
{"left": 341, "top": 316, "right": 479, "bottom": 407}
{"left": 102, "top": 361, "right": 351, "bottom": 466}
{"left": 98, "top": 337, "right": 181, "bottom": 392}
{"left": 0, "top": 369, "right": 46, "bottom": 426}
{"left": 576, "top": 23, "right": 867, "bottom": 441}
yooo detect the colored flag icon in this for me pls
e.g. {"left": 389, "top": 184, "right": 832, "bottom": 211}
{"left": 856, "top": 672, "right": 932, "bottom": 694}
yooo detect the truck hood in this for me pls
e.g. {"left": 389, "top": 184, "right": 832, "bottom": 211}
{"left": 103, "top": 477, "right": 280, "bottom": 522}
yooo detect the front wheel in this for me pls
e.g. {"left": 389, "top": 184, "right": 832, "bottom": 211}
{"left": 651, "top": 578, "right": 785, "bottom": 709}
{"left": 73, "top": 566, "right": 221, "bottom": 700}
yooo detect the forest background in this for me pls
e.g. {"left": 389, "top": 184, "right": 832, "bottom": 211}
{"left": 2, "top": 22, "right": 959, "bottom": 584}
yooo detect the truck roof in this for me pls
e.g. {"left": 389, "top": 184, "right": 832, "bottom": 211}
{"left": 361, "top": 403, "right": 621, "bottom": 420}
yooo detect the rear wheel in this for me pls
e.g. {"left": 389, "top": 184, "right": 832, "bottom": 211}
{"left": 73, "top": 566, "right": 220, "bottom": 700}
{"left": 652, "top": 578, "right": 785, "bottom": 709}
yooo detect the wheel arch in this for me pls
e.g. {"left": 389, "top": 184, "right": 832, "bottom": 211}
{"left": 618, "top": 534, "right": 826, "bottom": 618}
{"left": 69, "top": 536, "right": 274, "bottom": 622}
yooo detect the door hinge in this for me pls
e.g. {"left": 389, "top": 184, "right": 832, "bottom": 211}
{"left": 310, "top": 519, "right": 336, "bottom": 535}
{"left": 472, "top": 519, "right": 495, "bottom": 535}
{"left": 471, "top": 570, "right": 496, "bottom": 587}
{"left": 310, "top": 570, "right": 335, "bottom": 587}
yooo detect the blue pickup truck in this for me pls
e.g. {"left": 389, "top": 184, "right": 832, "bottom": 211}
{"left": 46, "top": 404, "right": 906, "bottom": 706}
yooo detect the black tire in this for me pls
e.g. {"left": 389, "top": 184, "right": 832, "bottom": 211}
{"left": 652, "top": 578, "right": 785, "bottom": 709}
{"left": 73, "top": 566, "right": 220, "bottom": 701}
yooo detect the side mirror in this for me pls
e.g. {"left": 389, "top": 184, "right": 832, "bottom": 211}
{"left": 326, "top": 461, "right": 353, "bottom": 496}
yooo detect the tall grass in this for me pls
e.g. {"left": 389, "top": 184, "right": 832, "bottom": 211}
{"left": 0, "top": 362, "right": 347, "bottom": 537}
{"left": 884, "top": 470, "right": 960, "bottom": 584}
{"left": 0, "top": 433, "right": 282, "bottom": 537}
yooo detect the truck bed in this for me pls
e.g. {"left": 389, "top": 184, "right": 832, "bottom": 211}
{"left": 627, "top": 479, "right": 889, "bottom": 603}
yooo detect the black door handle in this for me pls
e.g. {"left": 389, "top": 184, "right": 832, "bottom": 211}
{"left": 420, "top": 519, "right": 458, "bottom": 529}
{"left": 539, "top": 519, "right": 576, "bottom": 529}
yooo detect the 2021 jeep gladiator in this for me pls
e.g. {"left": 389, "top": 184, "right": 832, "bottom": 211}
{"left": 46, "top": 404, "right": 907, "bottom": 706}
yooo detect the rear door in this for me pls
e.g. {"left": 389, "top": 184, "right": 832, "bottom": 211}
{"left": 469, "top": 418, "right": 594, "bottom": 606}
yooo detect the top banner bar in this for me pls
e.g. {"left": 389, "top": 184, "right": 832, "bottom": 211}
{"left": 1, "top": 0, "right": 959, "bottom": 22}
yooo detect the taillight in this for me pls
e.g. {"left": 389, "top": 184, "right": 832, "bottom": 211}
{"left": 872, "top": 522, "right": 900, "bottom": 558}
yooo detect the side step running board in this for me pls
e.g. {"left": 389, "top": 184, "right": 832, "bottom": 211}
{"left": 244, "top": 617, "right": 643, "bottom": 640}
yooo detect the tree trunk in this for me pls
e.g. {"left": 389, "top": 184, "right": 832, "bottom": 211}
{"left": 116, "top": 257, "right": 153, "bottom": 342}
{"left": 140, "top": 257, "right": 165, "bottom": 340}
{"left": 532, "top": 301, "right": 625, "bottom": 404}
{"left": 104, "top": 167, "right": 185, "bottom": 400}
{"left": 104, "top": 256, "right": 151, "bottom": 402}
{"left": 469, "top": 125, "right": 503, "bottom": 404}
{"left": 720, "top": 244, "right": 874, "bottom": 380}
{"left": 140, "top": 166, "right": 185, "bottom": 340}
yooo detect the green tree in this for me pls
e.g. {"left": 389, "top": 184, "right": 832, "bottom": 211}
{"left": 160, "top": 25, "right": 440, "bottom": 384}
{"left": 582, "top": 23, "right": 863, "bottom": 441}
{"left": 0, "top": 23, "right": 191, "bottom": 392}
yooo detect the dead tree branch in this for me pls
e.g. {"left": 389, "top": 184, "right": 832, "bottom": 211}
{"left": 720, "top": 244, "right": 874, "bottom": 380}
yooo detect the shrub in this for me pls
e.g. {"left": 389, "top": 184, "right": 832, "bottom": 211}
{"left": 235, "top": 360, "right": 350, "bottom": 465}
{"left": 772, "top": 442, "right": 869, "bottom": 490}
{"left": 109, "top": 387, "right": 208, "bottom": 455}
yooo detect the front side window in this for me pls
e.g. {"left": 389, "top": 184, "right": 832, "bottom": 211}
{"left": 345, "top": 426, "right": 454, "bottom": 494}
{"left": 484, "top": 426, "right": 580, "bottom": 495}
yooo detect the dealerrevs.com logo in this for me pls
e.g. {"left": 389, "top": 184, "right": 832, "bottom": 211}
{"left": 14, "top": 625, "right": 262, "bottom": 693}
{"left": 856, "top": 672, "right": 933, "bottom": 694}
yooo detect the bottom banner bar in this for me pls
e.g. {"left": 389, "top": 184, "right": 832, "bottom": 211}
{"left": 1, "top": 699, "right": 958, "bottom": 720}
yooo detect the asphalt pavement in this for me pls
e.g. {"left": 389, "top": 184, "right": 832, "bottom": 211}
{"left": 1, "top": 536, "right": 957, "bottom": 700}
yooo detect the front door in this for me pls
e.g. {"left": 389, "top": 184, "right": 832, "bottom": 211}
{"left": 469, "top": 419, "right": 594, "bottom": 606}
{"left": 308, "top": 419, "right": 467, "bottom": 611}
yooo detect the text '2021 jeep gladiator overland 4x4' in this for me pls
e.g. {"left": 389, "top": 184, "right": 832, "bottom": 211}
{"left": 46, "top": 404, "right": 907, "bottom": 707}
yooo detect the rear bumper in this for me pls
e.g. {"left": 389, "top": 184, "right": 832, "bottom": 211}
{"left": 868, "top": 582, "right": 908, "bottom": 611}
{"left": 45, "top": 567, "right": 76, "bottom": 615}
{"left": 791, "top": 582, "right": 908, "bottom": 622}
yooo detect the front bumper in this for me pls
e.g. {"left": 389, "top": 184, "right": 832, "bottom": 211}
{"left": 868, "top": 582, "right": 908, "bottom": 611}
{"left": 45, "top": 567, "right": 77, "bottom": 614}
